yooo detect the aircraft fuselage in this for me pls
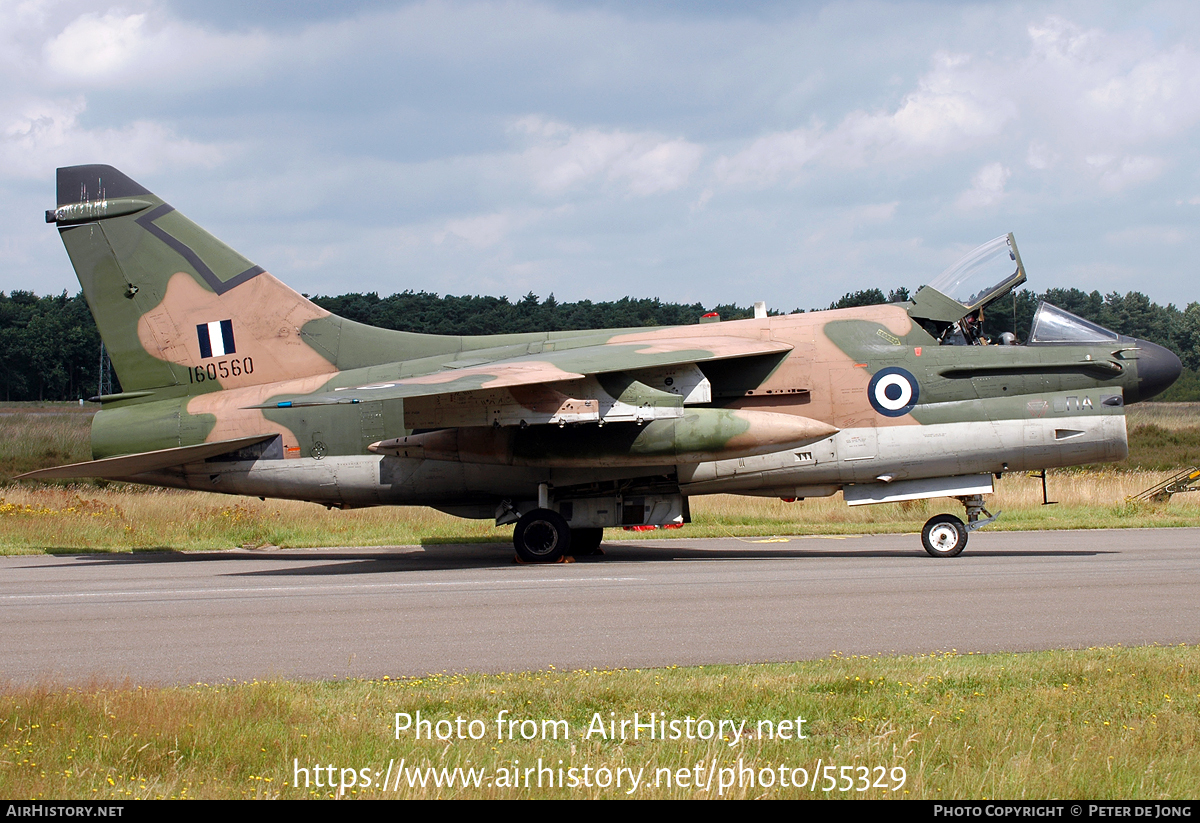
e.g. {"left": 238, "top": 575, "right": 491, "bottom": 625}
{"left": 33, "top": 165, "right": 1182, "bottom": 558}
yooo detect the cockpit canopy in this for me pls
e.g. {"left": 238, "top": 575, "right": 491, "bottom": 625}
{"left": 893, "top": 233, "right": 1181, "bottom": 398}
{"left": 925, "top": 234, "right": 1026, "bottom": 312}
{"left": 907, "top": 233, "right": 1026, "bottom": 325}
{"left": 904, "top": 234, "right": 1131, "bottom": 349}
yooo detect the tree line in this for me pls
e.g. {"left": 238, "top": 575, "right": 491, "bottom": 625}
{"left": 1, "top": 287, "right": 1197, "bottom": 402}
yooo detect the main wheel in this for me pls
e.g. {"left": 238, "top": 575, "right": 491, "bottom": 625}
{"left": 921, "top": 514, "right": 968, "bottom": 558}
{"left": 569, "top": 527, "right": 604, "bottom": 556}
{"left": 514, "top": 509, "right": 571, "bottom": 563}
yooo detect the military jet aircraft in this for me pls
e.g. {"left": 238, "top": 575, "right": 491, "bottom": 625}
{"left": 25, "top": 165, "right": 1182, "bottom": 559}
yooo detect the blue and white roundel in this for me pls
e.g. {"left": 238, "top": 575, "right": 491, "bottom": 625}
{"left": 868, "top": 367, "right": 919, "bottom": 417}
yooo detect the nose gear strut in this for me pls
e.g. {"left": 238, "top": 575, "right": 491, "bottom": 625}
{"left": 958, "top": 494, "right": 1001, "bottom": 532}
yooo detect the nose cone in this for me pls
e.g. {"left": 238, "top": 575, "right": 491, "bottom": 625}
{"left": 1131, "top": 339, "right": 1182, "bottom": 403}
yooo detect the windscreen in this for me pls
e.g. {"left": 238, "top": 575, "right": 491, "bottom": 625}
{"left": 1028, "top": 302, "right": 1120, "bottom": 344}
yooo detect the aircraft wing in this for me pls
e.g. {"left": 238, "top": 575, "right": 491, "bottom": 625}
{"left": 15, "top": 434, "right": 278, "bottom": 480}
{"left": 248, "top": 336, "right": 793, "bottom": 409}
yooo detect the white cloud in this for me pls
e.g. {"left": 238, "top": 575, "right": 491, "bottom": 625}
{"left": 1026, "top": 141, "right": 1057, "bottom": 170}
{"left": 1027, "top": 15, "right": 1102, "bottom": 65}
{"left": 857, "top": 202, "right": 898, "bottom": 223}
{"left": 1025, "top": 16, "right": 1200, "bottom": 157}
{"left": 433, "top": 208, "right": 553, "bottom": 249}
{"left": 1086, "top": 154, "right": 1166, "bottom": 192}
{"left": 514, "top": 116, "right": 702, "bottom": 197}
{"left": 44, "top": 11, "right": 148, "bottom": 78}
{"left": 4, "top": 3, "right": 1200, "bottom": 309}
{"left": 1084, "top": 46, "right": 1200, "bottom": 141}
{"left": 716, "top": 13, "right": 1200, "bottom": 197}
{"left": 716, "top": 52, "right": 1015, "bottom": 187}
{"left": 0, "top": 95, "right": 226, "bottom": 179}
{"left": 803, "top": 201, "right": 899, "bottom": 247}
{"left": 956, "top": 163, "right": 1011, "bottom": 209}
{"left": 883, "top": 53, "right": 1013, "bottom": 149}
{"left": 1106, "top": 225, "right": 1188, "bottom": 246}
{"left": 39, "top": 7, "right": 273, "bottom": 89}
{"left": 714, "top": 127, "right": 819, "bottom": 187}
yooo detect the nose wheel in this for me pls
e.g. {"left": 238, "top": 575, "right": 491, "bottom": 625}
{"left": 921, "top": 494, "right": 1000, "bottom": 557}
{"left": 921, "top": 514, "right": 968, "bottom": 557}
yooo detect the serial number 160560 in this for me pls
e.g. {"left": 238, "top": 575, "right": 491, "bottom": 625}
{"left": 188, "top": 357, "right": 254, "bottom": 383}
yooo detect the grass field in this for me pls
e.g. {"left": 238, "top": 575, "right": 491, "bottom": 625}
{"left": 1, "top": 645, "right": 1195, "bottom": 799}
{"left": 2, "top": 470, "right": 1200, "bottom": 553}
{"left": 2, "top": 408, "right": 1197, "bottom": 801}
{"left": 0, "top": 403, "right": 93, "bottom": 483}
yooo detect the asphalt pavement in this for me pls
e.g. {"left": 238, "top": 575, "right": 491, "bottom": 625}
{"left": 1, "top": 528, "right": 1198, "bottom": 685}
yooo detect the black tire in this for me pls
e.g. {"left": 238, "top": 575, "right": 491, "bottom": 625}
{"left": 570, "top": 527, "right": 604, "bottom": 556}
{"left": 514, "top": 509, "right": 571, "bottom": 563}
{"left": 921, "top": 514, "right": 968, "bottom": 558}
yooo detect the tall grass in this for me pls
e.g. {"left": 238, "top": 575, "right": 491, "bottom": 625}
{"left": 1, "top": 470, "right": 1198, "bottom": 553}
{"left": 0, "top": 409, "right": 92, "bottom": 482}
{"left": 0, "top": 486, "right": 502, "bottom": 553}
{"left": 1125, "top": 402, "right": 1200, "bottom": 430}
{"left": 1, "top": 646, "right": 1196, "bottom": 799}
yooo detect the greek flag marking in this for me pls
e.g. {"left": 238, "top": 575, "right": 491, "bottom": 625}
{"left": 197, "top": 320, "right": 235, "bottom": 359}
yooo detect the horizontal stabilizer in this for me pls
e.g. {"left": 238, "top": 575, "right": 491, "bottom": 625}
{"left": 16, "top": 434, "right": 277, "bottom": 481}
{"left": 247, "top": 337, "right": 793, "bottom": 409}
{"left": 56, "top": 165, "right": 150, "bottom": 207}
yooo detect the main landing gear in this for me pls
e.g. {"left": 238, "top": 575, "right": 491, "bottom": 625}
{"left": 569, "top": 527, "right": 605, "bottom": 556}
{"left": 512, "top": 510, "right": 607, "bottom": 563}
{"left": 511, "top": 510, "right": 607, "bottom": 563}
{"left": 513, "top": 509, "right": 571, "bottom": 563}
{"left": 920, "top": 494, "right": 1000, "bottom": 558}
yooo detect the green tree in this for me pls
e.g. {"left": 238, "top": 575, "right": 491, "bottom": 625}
{"left": 829, "top": 289, "right": 887, "bottom": 310}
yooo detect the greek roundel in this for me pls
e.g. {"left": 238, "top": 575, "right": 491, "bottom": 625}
{"left": 867, "top": 367, "right": 919, "bottom": 417}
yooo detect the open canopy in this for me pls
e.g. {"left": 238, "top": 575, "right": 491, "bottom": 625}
{"left": 926, "top": 234, "right": 1026, "bottom": 312}
{"left": 908, "top": 233, "right": 1027, "bottom": 325}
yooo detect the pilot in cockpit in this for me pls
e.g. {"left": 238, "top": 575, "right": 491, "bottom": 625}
{"left": 940, "top": 310, "right": 986, "bottom": 346}
{"left": 913, "top": 233, "right": 1026, "bottom": 348}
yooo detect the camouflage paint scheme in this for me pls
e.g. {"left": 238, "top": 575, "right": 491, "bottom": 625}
{"left": 28, "top": 165, "right": 1182, "bottom": 559}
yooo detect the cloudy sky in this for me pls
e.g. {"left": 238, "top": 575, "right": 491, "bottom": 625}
{"left": 2, "top": 1, "right": 1198, "bottom": 313}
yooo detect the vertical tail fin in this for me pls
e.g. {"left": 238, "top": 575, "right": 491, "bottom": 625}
{"left": 50, "top": 164, "right": 346, "bottom": 395}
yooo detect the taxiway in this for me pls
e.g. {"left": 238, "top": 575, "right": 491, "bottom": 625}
{"left": 1, "top": 528, "right": 1198, "bottom": 685}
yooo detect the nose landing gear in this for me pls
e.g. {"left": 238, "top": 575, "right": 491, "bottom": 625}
{"left": 920, "top": 494, "right": 1000, "bottom": 558}
{"left": 921, "top": 514, "right": 968, "bottom": 557}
